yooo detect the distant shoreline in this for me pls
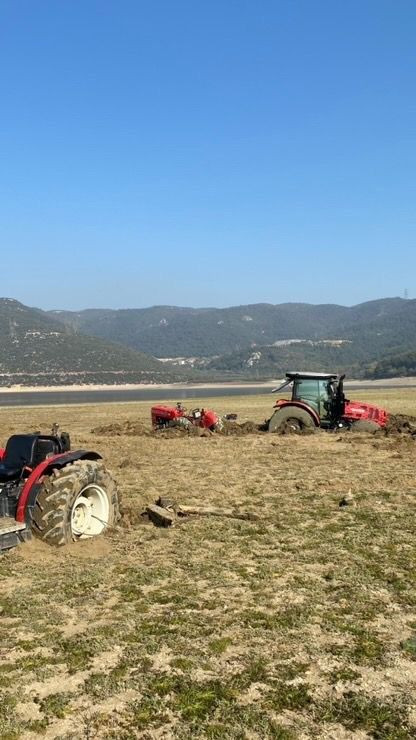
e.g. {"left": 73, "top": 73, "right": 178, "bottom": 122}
{"left": 1, "top": 377, "right": 416, "bottom": 393}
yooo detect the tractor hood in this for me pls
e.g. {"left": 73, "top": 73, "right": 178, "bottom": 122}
{"left": 344, "top": 400, "right": 389, "bottom": 428}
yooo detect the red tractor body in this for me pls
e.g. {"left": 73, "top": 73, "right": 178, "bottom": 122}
{"left": 269, "top": 373, "right": 388, "bottom": 432}
{"left": 343, "top": 400, "right": 388, "bottom": 427}
{"left": 0, "top": 430, "right": 118, "bottom": 551}
{"left": 151, "top": 403, "right": 222, "bottom": 431}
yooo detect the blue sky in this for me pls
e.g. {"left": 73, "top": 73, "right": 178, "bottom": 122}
{"left": 1, "top": 1, "right": 415, "bottom": 309}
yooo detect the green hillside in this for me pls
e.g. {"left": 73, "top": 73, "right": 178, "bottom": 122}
{"left": 363, "top": 349, "right": 416, "bottom": 379}
{"left": 3, "top": 297, "right": 416, "bottom": 384}
{"left": 205, "top": 341, "right": 365, "bottom": 379}
{"left": 0, "top": 298, "right": 179, "bottom": 386}
{"left": 49, "top": 298, "right": 416, "bottom": 360}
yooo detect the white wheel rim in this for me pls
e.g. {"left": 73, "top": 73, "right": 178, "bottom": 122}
{"left": 71, "top": 484, "right": 109, "bottom": 538}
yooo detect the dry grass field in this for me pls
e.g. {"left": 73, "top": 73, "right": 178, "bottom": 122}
{"left": 1, "top": 390, "right": 416, "bottom": 739}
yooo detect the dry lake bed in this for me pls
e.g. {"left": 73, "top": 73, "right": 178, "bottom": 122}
{"left": 1, "top": 390, "right": 416, "bottom": 739}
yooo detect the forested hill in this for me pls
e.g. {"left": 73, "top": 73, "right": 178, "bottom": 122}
{"left": 2, "top": 297, "right": 416, "bottom": 384}
{"left": 0, "top": 298, "right": 178, "bottom": 386}
{"left": 49, "top": 298, "right": 416, "bottom": 361}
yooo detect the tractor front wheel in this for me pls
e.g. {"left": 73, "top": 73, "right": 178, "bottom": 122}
{"left": 268, "top": 407, "right": 316, "bottom": 433}
{"left": 31, "top": 460, "right": 119, "bottom": 546}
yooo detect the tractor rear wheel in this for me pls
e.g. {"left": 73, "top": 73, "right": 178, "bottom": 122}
{"left": 350, "top": 420, "right": 380, "bottom": 433}
{"left": 268, "top": 406, "right": 316, "bottom": 433}
{"left": 31, "top": 460, "right": 119, "bottom": 546}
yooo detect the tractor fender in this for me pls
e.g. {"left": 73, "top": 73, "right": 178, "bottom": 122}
{"left": 16, "top": 450, "right": 102, "bottom": 524}
{"left": 272, "top": 400, "right": 320, "bottom": 427}
{"left": 201, "top": 410, "right": 220, "bottom": 429}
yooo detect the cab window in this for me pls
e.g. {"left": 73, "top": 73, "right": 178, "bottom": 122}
{"left": 293, "top": 379, "right": 319, "bottom": 411}
{"left": 293, "top": 379, "right": 331, "bottom": 416}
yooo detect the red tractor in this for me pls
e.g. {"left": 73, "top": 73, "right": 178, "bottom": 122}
{"left": 268, "top": 372, "right": 388, "bottom": 433}
{"left": 151, "top": 402, "right": 223, "bottom": 432}
{"left": 0, "top": 427, "right": 119, "bottom": 552}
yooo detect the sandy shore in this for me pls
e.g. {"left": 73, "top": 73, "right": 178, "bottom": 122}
{"left": 1, "top": 377, "right": 416, "bottom": 393}
{"left": 0, "top": 380, "right": 279, "bottom": 394}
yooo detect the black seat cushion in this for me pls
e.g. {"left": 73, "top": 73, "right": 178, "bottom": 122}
{"left": 0, "top": 435, "right": 61, "bottom": 483}
{"left": 0, "top": 463, "right": 23, "bottom": 482}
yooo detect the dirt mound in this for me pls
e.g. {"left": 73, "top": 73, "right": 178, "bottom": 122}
{"left": 376, "top": 414, "right": 416, "bottom": 437}
{"left": 219, "top": 420, "right": 265, "bottom": 436}
{"left": 154, "top": 425, "right": 212, "bottom": 438}
{"left": 219, "top": 419, "right": 315, "bottom": 436}
{"left": 92, "top": 416, "right": 317, "bottom": 438}
{"left": 91, "top": 420, "right": 151, "bottom": 436}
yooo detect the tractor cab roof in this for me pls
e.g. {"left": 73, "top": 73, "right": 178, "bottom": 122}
{"left": 285, "top": 372, "right": 339, "bottom": 381}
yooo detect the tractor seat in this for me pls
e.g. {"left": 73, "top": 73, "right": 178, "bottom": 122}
{"left": 0, "top": 464, "right": 23, "bottom": 482}
{"left": 0, "top": 435, "right": 60, "bottom": 483}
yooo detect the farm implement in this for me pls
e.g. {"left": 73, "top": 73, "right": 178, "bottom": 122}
{"left": 268, "top": 372, "right": 388, "bottom": 433}
{"left": 0, "top": 426, "right": 119, "bottom": 552}
{"left": 151, "top": 402, "right": 225, "bottom": 432}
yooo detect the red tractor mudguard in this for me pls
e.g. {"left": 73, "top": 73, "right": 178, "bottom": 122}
{"left": 199, "top": 409, "right": 220, "bottom": 429}
{"left": 343, "top": 401, "right": 388, "bottom": 428}
{"left": 16, "top": 450, "right": 101, "bottom": 523}
{"left": 273, "top": 399, "right": 320, "bottom": 426}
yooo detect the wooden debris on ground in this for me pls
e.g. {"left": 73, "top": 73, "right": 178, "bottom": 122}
{"left": 144, "top": 497, "right": 259, "bottom": 527}
{"left": 177, "top": 505, "right": 259, "bottom": 521}
{"left": 146, "top": 504, "right": 176, "bottom": 527}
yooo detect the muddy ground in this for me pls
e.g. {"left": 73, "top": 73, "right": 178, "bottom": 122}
{"left": 92, "top": 411, "right": 416, "bottom": 439}
{"left": 1, "top": 390, "right": 416, "bottom": 739}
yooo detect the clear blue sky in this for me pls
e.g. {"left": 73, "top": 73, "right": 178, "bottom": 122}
{"left": 1, "top": 1, "right": 415, "bottom": 309}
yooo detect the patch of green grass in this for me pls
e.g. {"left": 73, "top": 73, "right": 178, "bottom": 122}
{"left": 171, "top": 657, "right": 194, "bottom": 671}
{"left": 60, "top": 635, "right": 104, "bottom": 674}
{"left": 83, "top": 660, "right": 130, "bottom": 699}
{"left": 318, "top": 692, "right": 410, "bottom": 738}
{"left": 328, "top": 665, "right": 361, "bottom": 684}
{"left": 241, "top": 605, "right": 307, "bottom": 631}
{"left": 0, "top": 691, "right": 21, "bottom": 739}
{"left": 401, "top": 635, "right": 416, "bottom": 659}
{"left": 350, "top": 627, "right": 386, "bottom": 665}
{"left": 234, "top": 657, "right": 269, "bottom": 687}
{"left": 127, "top": 696, "right": 169, "bottom": 730}
{"left": 209, "top": 637, "right": 233, "bottom": 655}
{"left": 174, "top": 678, "right": 235, "bottom": 721}
{"left": 267, "top": 681, "right": 312, "bottom": 712}
{"left": 38, "top": 692, "right": 72, "bottom": 719}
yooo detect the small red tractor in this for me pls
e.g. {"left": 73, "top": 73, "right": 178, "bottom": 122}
{"left": 151, "top": 402, "right": 224, "bottom": 432}
{"left": 0, "top": 426, "right": 119, "bottom": 552}
{"left": 269, "top": 372, "right": 388, "bottom": 433}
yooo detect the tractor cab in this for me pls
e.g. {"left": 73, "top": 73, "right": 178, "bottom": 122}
{"left": 272, "top": 372, "right": 347, "bottom": 429}
{"left": 288, "top": 372, "right": 346, "bottom": 426}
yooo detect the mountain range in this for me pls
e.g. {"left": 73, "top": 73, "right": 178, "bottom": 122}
{"left": 1, "top": 296, "right": 416, "bottom": 386}
{"left": 0, "top": 298, "right": 179, "bottom": 387}
{"left": 49, "top": 298, "right": 416, "bottom": 360}
{"left": 48, "top": 297, "right": 416, "bottom": 379}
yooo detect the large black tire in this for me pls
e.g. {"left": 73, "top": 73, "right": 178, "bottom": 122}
{"left": 350, "top": 420, "right": 380, "bottom": 433}
{"left": 268, "top": 406, "right": 316, "bottom": 433}
{"left": 31, "top": 460, "right": 120, "bottom": 546}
